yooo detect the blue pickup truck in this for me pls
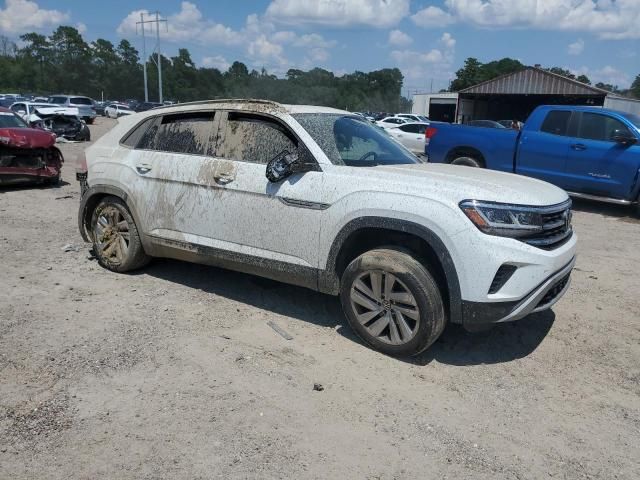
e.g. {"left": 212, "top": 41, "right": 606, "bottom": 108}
{"left": 426, "top": 105, "right": 640, "bottom": 211}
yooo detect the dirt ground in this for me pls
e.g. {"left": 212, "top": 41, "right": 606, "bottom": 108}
{"left": 1, "top": 116, "right": 639, "bottom": 480}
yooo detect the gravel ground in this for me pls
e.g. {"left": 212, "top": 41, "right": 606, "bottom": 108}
{"left": 1, "top": 116, "right": 639, "bottom": 479}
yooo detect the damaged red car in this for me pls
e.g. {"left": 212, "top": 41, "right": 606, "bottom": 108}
{"left": 0, "top": 107, "right": 63, "bottom": 186}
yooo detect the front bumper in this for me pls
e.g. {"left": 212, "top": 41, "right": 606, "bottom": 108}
{"left": 462, "top": 256, "right": 576, "bottom": 326}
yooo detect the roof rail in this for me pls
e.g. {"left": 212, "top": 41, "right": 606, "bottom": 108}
{"left": 151, "top": 98, "right": 283, "bottom": 110}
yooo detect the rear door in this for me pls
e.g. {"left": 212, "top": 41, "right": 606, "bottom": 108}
{"left": 201, "top": 111, "right": 324, "bottom": 274}
{"left": 565, "top": 112, "right": 640, "bottom": 199}
{"left": 516, "top": 110, "right": 574, "bottom": 187}
{"left": 395, "top": 123, "right": 426, "bottom": 154}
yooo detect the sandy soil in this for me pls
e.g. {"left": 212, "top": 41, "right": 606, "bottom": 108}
{"left": 1, "top": 117, "right": 639, "bottom": 479}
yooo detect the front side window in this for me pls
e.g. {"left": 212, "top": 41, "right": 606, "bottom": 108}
{"left": 294, "top": 113, "right": 420, "bottom": 167}
{"left": 540, "top": 111, "right": 571, "bottom": 136}
{"left": 0, "top": 111, "right": 28, "bottom": 128}
{"left": 137, "top": 112, "right": 215, "bottom": 155}
{"left": 220, "top": 112, "right": 297, "bottom": 164}
{"left": 10, "top": 103, "right": 25, "bottom": 113}
{"left": 577, "top": 113, "right": 632, "bottom": 142}
{"left": 121, "top": 117, "right": 156, "bottom": 148}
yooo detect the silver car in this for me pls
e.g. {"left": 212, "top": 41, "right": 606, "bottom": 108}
{"left": 48, "top": 95, "right": 97, "bottom": 124}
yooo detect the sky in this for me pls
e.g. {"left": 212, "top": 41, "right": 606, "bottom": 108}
{"left": 1, "top": 0, "right": 639, "bottom": 95}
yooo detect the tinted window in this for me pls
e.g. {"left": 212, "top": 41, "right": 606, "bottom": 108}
{"left": 10, "top": 103, "right": 25, "bottom": 112}
{"left": 141, "top": 112, "right": 215, "bottom": 155}
{"left": 221, "top": 113, "right": 297, "bottom": 164}
{"left": 121, "top": 117, "right": 156, "bottom": 148}
{"left": 620, "top": 112, "right": 640, "bottom": 129}
{"left": 70, "top": 97, "right": 93, "bottom": 105}
{"left": 50, "top": 97, "right": 66, "bottom": 104}
{"left": 0, "top": 111, "right": 27, "bottom": 128}
{"left": 541, "top": 111, "right": 571, "bottom": 136}
{"left": 293, "top": 113, "right": 420, "bottom": 167}
{"left": 578, "top": 113, "right": 632, "bottom": 142}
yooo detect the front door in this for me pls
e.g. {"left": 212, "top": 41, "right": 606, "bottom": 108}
{"left": 201, "top": 111, "right": 325, "bottom": 279}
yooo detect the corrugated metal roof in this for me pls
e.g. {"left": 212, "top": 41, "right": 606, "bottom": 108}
{"left": 460, "top": 67, "right": 609, "bottom": 96}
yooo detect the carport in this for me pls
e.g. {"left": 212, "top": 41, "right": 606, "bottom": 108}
{"left": 457, "top": 67, "right": 610, "bottom": 123}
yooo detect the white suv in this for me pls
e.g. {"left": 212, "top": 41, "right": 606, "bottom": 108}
{"left": 77, "top": 100, "right": 576, "bottom": 356}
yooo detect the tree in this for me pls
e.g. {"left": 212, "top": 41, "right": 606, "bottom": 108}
{"left": 595, "top": 82, "right": 621, "bottom": 94}
{"left": 576, "top": 74, "right": 591, "bottom": 85}
{"left": 629, "top": 75, "right": 640, "bottom": 99}
{"left": 449, "top": 57, "right": 523, "bottom": 91}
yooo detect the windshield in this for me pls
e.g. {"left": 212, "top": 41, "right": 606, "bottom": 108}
{"left": 294, "top": 113, "right": 420, "bottom": 167}
{"left": 0, "top": 111, "right": 28, "bottom": 128}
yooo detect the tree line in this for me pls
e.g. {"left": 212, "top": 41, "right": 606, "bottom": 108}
{"left": 449, "top": 57, "right": 640, "bottom": 98}
{"left": 0, "top": 26, "right": 410, "bottom": 112}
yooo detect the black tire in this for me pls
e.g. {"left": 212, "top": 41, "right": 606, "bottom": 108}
{"left": 86, "top": 118, "right": 94, "bottom": 125}
{"left": 340, "top": 248, "right": 446, "bottom": 357}
{"left": 90, "top": 195, "right": 150, "bottom": 273}
{"left": 45, "top": 173, "right": 61, "bottom": 186}
{"left": 451, "top": 155, "right": 483, "bottom": 168}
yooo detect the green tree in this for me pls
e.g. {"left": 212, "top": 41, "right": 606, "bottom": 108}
{"left": 630, "top": 75, "right": 640, "bottom": 99}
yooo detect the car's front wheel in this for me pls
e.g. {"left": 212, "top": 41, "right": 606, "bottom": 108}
{"left": 340, "top": 248, "right": 446, "bottom": 357}
{"left": 90, "top": 196, "right": 150, "bottom": 272}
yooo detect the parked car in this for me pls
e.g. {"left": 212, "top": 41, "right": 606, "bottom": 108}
{"left": 105, "top": 104, "right": 135, "bottom": 119}
{"left": 387, "top": 122, "right": 430, "bottom": 155}
{"left": 93, "top": 101, "right": 107, "bottom": 116}
{"left": 10, "top": 102, "right": 91, "bottom": 141}
{"left": 426, "top": 105, "right": 640, "bottom": 213}
{"left": 466, "top": 120, "right": 506, "bottom": 129}
{"left": 77, "top": 99, "right": 576, "bottom": 356}
{"left": 134, "top": 102, "right": 163, "bottom": 113}
{"left": 397, "top": 113, "right": 430, "bottom": 123}
{"left": 376, "top": 116, "right": 408, "bottom": 129}
{"left": 0, "top": 107, "right": 64, "bottom": 185}
{"left": 48, "top": 95, "right": 97, "bottom": 124}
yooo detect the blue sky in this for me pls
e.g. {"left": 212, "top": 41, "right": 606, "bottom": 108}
{"left": 1, "top": 0, "right": 639, "bottom": 94}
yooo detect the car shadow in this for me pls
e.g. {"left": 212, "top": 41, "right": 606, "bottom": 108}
{"left": 143, "top": 259, "right": 555, "bottom": 366}
{"left": 0, "top": 179, "right": 71, "bottom": 194}
{"left": 571, "top": 197, "right": 637, "bottom": 220}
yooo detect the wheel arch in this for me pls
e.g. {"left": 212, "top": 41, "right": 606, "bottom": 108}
{"left": 445, "top": 146, "right": 485, "bottom": 166}
{"left": 320, "top": 217, "right": 462, "bottom": 324}
{"left": 78, "top": 185, "right": 143, "bottom": 243}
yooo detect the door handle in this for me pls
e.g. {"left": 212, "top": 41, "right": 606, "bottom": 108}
{"left": 571, "top": 143, "right": 587, "bottom": 151}
{"left": 136, "top": 164, "right": 152, "bottom": 174}
{"left": 213, "top": 173, "right": 234, "bottom": 185}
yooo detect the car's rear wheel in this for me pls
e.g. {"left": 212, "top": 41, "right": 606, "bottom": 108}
{"left": 451, "top": 155, "right": 483, "bottom": 167}
{"left": 340, "top": 248, "right": 446, "bottom": 357}
{"left": 90, "top": 196, "right": 150, "bottom": 272}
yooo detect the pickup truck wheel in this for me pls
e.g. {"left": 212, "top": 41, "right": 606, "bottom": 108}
{"left": 340, "top": 248, "right": 446, "bottom": 357}
{"left": 451, "top": 156, "right": 483, "bottom": 168}
{"left": 90, "top": 196, "right": 150, "bottom": 273}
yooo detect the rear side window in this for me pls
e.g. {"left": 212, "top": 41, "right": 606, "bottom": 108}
{"left": 541, "top": 111, "right": 571, "bottom": 136}
{"left": 577, "top": 113, "right": 631, "bottom": 142}
{"left": 70, "top": 97, "right": 93, "bottom": 105}
{"left": 142, "top": 111, "right": 216, "bottom": 155}
{"left": 399, "top": 124, "right": 427, "bottom": 134}
{"left": 220, "top": 113, "right": 297, "bottom": 164}
{"left": 121, "top": 117, "right": 156, "bottom": 148}
{"left": 50, "top": 97, "right": 66, "bottom": 104}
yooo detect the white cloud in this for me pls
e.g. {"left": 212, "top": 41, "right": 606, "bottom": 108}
{"left": 411, "top": 6, "right": 455, "bottom": 27}
{"left": 0, "top": 0, "right": 69, "bottom": 34}
{"left": 201, "top": 55, "right": 230, "bottom": 71}
{"left": 117, "top": 2, "right": 242, "bottom": 46}
{"left": 388, "top": 29, "right": 412, "bottom": 47}
{"left": 570, "top": 64, "right": 632, "bottom": 88}
{"left": 248, "top": 34, "right": 287, "bottom": 66}
{"left": 411, "top": 0, "right": 640, "bottom": 39}
{"left": 265, "top": 0, "right": 410, "bottom": 28}
{"left": 567, "top": 38, "right": 584, "bottom": 55}
{"left": 390, "top": 32, "right": 456, "bottom": 82}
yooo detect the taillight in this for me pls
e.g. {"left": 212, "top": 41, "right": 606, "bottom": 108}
{"left": 425, "top": 127, "right": 437, "bottom": 139}
{"left": 76, "top": 151, "right": 87, "bottom": 174}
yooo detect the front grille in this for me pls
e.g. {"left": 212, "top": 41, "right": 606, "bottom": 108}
{"left": 522, "top": 202, "right": 573, "bottom": 250}
{"left": 537, "top": 273, "right": 570, "bottom": 308}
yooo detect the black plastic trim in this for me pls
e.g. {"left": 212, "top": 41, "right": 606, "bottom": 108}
{"left": 320, "top": 217, "right": 463, "bottom": 324}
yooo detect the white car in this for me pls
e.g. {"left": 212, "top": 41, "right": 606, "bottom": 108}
{"left": 387, "top": 122, "right": 429, "bottom": 156}
{"left": 105, "top": 104, "right": 134, "bottom": 119}
{"left": 397, "top": 113, "right": 430, "bottom": 123}
{"left": 10, "top": 101, "right": 71, "bottom": 121}
{"left": 376, "top": 116, "right": 408, "bottom": 129}
{"left": 77, "top": 99, "right": 576, "bottom": 356}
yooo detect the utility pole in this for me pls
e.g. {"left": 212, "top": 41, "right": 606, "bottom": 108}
{"left": 136, "top": 11, "right": 166, "bottom": 103}
{"left": 136, "top": 13, "right": 149, "bottom": 102}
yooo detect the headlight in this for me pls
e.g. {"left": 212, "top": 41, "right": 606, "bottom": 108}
{"left": 459, "top": 200, "right": 545, "bottom": 238}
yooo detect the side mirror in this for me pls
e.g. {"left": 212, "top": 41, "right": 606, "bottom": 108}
{"left": 266, "top": 150, "right": 299, "bottom": 182}
{"left": 612, "top": 129, "right": 637, "bottom": 145}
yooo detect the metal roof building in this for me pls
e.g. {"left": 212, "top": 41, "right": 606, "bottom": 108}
{"left": 412, "top": 66, "right": 640, "bottom": 122}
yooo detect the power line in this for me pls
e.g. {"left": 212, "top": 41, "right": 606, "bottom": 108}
{"left": 136, "top": 12, "right": 167, "bottom": 103}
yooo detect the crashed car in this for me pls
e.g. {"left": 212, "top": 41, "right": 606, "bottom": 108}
{"left": 25, "top": 105, "right": 91, "bottom": 142}
{"left": 0, "top": 107, "right": 64, "bottom": 186}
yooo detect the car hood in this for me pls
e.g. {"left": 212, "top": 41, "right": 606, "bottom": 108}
{"left": 0, "top": 127, "right": 56, "bottom": 148}
{"left": 373, "top": 163, "right": 569, "bottom": 206}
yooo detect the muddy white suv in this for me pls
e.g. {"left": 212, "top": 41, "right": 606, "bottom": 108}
{"left": 77, "top": 99, "right": 576, "bottom": 356}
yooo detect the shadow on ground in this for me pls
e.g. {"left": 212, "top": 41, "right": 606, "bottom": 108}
{"left": 144, "top": 259, "right": 555, "bottom": 367}
{"left": 571, "top": 197, "right": 637, "bottom": 222}
{"left": 0, "top": 180, "right": 71, "bottom": 194}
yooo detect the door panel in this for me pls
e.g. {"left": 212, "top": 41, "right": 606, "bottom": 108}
{"left": 565, "top": 112, "right": 640, "bottom": 199}
{"left": 200, "top": 111, "right": 324, "bottom": 269}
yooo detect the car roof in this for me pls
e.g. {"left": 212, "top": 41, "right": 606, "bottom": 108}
{"left": 137, "top": 99, "right": 349, "bottom": 116}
